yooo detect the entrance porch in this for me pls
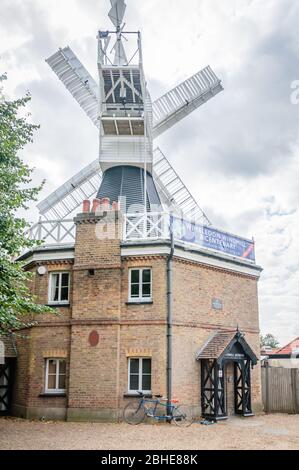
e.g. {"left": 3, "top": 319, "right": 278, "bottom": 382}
{"left": 196, "top": 330, "right": 258, "bottom": 421}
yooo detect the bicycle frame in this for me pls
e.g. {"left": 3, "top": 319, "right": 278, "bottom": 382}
{"left": 138, "top": 397, "right": 179, "bottom": 422}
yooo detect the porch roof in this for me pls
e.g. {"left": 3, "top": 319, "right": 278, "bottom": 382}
{"left": 196, "top": 331, "right": 235, "bottom": 360}
{"left": 196, "top": 330, "right": 258, "bottom": 366}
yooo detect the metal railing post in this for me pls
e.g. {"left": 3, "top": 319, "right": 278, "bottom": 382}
{"left": 38, "top": 217, "right": 42, "bottom": 241}
{"left": 164, "top": 213, "right": 170, "bottom": 240}
{"left": 57, "top": 222, "right": 61, "bottom": 244}
{"left": 143, "top": 213, "right": 147, "bottom": 239}
{"left": 123, "top": 215, "right": 127, "bottom": 241}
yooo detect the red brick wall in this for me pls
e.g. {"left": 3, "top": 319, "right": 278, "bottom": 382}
{"left": 173, "top": 259, "right": 259, "bottom": 332}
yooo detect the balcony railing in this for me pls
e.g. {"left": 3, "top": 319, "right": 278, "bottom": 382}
{"left": 123, "top": 212, "right": 170, "bottom": 241}
{"left": 26, "top": 219, "right": 76, "bottom": 244}
{"left": 26, "top": 213, "right": 171, "bottom": 245}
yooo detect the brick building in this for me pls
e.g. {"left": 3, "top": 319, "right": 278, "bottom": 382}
{"left": 0, "top": 1, "right": 263, "bottom": 422}
{"left": 0, "top": 201, "right": 263, "bottom": 421}
{"left": 263, "top": 337, "right": 299, "bottom": 368}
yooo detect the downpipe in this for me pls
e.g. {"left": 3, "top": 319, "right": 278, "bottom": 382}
{"left": 167, "top": 230, "right": 174, "bottom": 419}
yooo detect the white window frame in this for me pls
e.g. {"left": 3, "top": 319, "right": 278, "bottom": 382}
{"left": 45, "top": 358, "right": 66, "bottom": 394}
{"left": 128, "top": 268, "right": 152, "bottom": 303}
{"left": 48, "top": 272, "right": 70, "bottom": 305}
{"left": 128, "top": 357, "right": 152, "bottom": 394}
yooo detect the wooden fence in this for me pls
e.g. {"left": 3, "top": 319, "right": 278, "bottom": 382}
{"left": 262, "top": 366, "right": 299, "bottom": 413}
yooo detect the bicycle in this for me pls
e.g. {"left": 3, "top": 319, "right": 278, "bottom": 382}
{"left": 123, "top": 392, "right": 194, "bottom": 427}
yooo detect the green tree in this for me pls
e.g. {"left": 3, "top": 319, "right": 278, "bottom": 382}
{"left": 0, "top": 73, "right": 52, "bottom": 335}
{"left": 260, "top": 333, "right": 280, "bottom": 349}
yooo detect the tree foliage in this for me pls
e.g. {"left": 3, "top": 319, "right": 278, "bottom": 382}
{"left": 0, "top": 74, "right": 52, "bottom": 335}
{"left": 260, "top": 333, "right": 280, "bottom": 349}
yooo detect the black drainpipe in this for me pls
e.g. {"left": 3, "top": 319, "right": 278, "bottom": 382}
{"left": 167, "top": 230, "right": 174, "bottom": 418}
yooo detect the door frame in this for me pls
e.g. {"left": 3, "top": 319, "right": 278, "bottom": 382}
{"left": 222, "top": 359, "right": 253, "bottom": 417}
{"left": 233, "top": 359, "right": 253, "bottom": 416}
{"left": 0, "top": 358, "right": 15, "bottom": 416}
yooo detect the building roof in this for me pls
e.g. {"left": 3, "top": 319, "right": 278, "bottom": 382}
{"left": 0, "top": 335, "right": 17, "bottom": 358}
{"left": 17, "top": 238, "right": 262, "bottom": 280}
{"left": 273, "top": 337, "right": 299, "bottom": 355}
{"left": 97, "top": 165, "right": 161, "bottom": 212}
{"left": 16, "top": 243, "right": 75, "bottom": 263}
{"left": 196, "top": 331, "right": 236, "bottom": 360}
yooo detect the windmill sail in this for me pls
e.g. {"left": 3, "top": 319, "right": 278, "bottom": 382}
{"left": 153, "top": 148, "right": 211, "bottom": 226}
{"left": 46, "top": 47, "right": 99, "bottom": 127}
{"left": 37, "top": 160, "right": 102, "bottom": 220}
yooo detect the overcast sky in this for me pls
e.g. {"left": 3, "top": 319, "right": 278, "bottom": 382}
{"left": 1, "top": 0, "right": 299, "bottom": 345}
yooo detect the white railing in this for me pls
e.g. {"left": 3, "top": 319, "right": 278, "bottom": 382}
{"left": 26, "top": 213, "right": 171, "bottom": 245}
{"left": 123, "top": 212, "right": 170, "bottom": 241}
{"left": 26, "top": 219, "right": 76, "bottom": 244}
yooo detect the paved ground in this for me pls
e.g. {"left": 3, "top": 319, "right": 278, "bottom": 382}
{"left": 0, "top": 414, "right": 298, "bottom": 450}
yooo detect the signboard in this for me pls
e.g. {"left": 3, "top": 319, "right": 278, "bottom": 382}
{"left": 171, "top": 216, "right": 255, "bottom": 262}
{"left": 224, "top": 353, "right": 245, "bottom": 360}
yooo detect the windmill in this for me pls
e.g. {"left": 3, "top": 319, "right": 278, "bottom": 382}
{"left": 35, "top": 0, "right": 223, "bottom": 241}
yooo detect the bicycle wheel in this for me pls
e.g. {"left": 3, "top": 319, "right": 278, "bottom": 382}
{"left": 123, "top": 401, "right": 146, "bottom": 425}
{"left": 172, "top": 405, "right": 194, "bottom": 427}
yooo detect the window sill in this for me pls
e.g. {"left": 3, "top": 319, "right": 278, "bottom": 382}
{"left": 47, "top": 304, "right": 70, "bottom": 308}
{"left": 39, "top": 393, "right": 67, "bottom": 398}
{"left": 126, "top": 301, "right": 153, "bottom": 305}
{"left": 123, "top": 393, "right": 152, "bottom": 399}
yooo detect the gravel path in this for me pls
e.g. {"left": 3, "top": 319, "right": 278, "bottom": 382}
{"left": 0, "top": 415, "right": 298, "bottom": 450}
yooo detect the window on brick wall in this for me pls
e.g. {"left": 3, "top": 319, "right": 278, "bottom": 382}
{"left": 48, "top": 272, "right": 70, "bottom": 305}
{"left": 45, "top": 359, "right": 66, "bottom": 394}
{"left": 129, "top": 268, "right": 152, "bottom": 302}
{"left": 128, "top": 358, "right": 152, "bottom": 394}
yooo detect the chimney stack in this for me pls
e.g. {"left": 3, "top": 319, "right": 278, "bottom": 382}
{"left": 82, "top": 200, "right": 91, "bottom": 213}
{"left": 81, "top": 198, "right": 120, "bottom": 214}
{"left": 101, "top": 198, "right": 110, "bottom": 211}
{"left": 91, "top": 199, "right": 101, "bottom": 213}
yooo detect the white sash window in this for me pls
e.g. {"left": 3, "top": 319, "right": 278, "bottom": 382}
{"left": 45, "top": 359, "right": 66, "bottom": 394}
{"left": 129, "top": 268, "right": 152, "bottom": 302}
{"left": 48, "top": 272, "right": 70, "bottom": 305}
